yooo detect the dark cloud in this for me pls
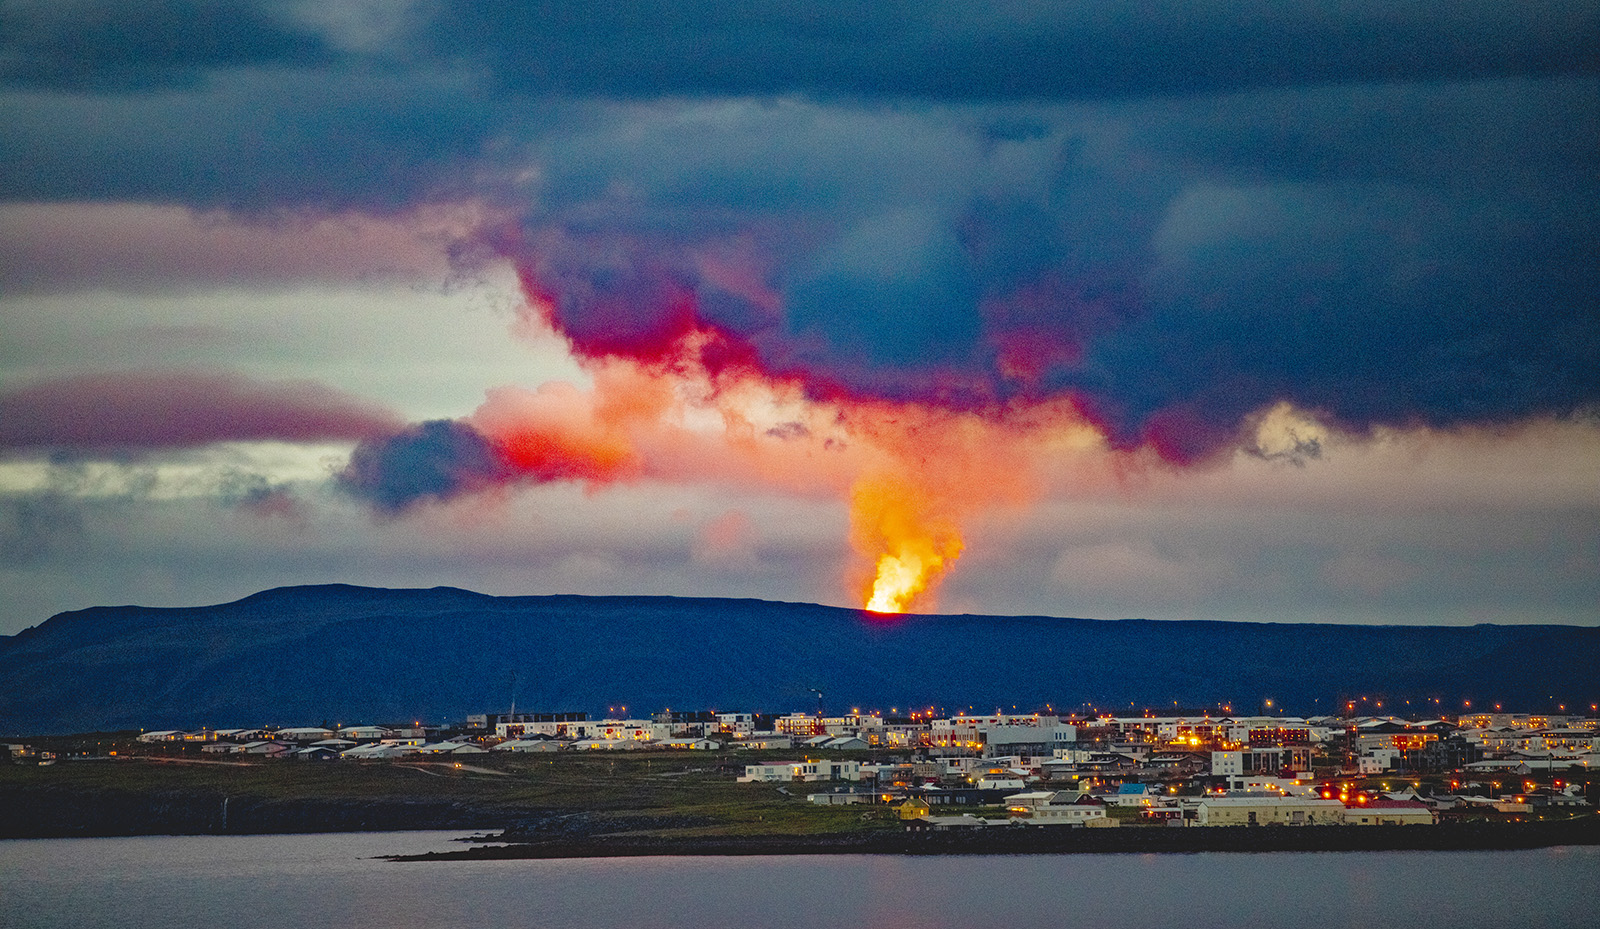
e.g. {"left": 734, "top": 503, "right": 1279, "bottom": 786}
{"left": 429, "top": 1, "right": 1599, "bottom": 99}
{"left": 338, "top": 419, "right": 507, "bottom": 513}
{"left": 492, "top": 82, "right": 1599, "bottom": 459}
{"left": 0, "top": 0, "right": 333, "bottom": 91}
{"left": 0, "top": 67, "right": 500, "bottom": 211}
{"left": 5, "top": 2, "right": 1595, "bottom": 99}
{"left": 0, "top": 494, "right": 84, "bottom": 565}
{"left": 1, "top": 3, "right": 1595, "bottom": 467}
{"left": 0, "top": 371, "right": 402, "bottom": 452}
{"left": 217, "top": 470, "right": 307, "bottom": 522}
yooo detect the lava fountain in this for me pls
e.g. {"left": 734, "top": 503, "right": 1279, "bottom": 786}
{"left": 851, "top": 475, "right": 964, "bottom": 614}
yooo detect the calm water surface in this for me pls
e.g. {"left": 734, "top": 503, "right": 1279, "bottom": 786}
{"left": 3, "top": 831, "right": 1597, "bottom": 929}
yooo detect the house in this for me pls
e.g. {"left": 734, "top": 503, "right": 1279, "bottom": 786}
{"left": 340, "top": 742, "right": 418, "bottom": 759}
{"left": 969, "top": 761, "right": 1033, "bottom": 790}
{"left": 733, "top": 734, "right": 794, "bottom": 750}
{"left": 740, "top": 762, "right": 801, "bottom": 782}
{"left": 653, "top": 737, "right": 722, "bottom": 750}
{"left": 1005, "top": 790, "right": 1111, "bottom": 826}
{"left": 571, "top": 738, "right": 645, "bottom": 751}
{"left": 1109, "top": 783, "right": 1157, "bottom": 807}
{"left": 136, "top": 730, "right": 187, "bottom": 743}
{"left": 898, "top": 797, "right": 932, "bottom": 820}
{"left": 274, "top": 727, "right": 337, "bottom": 742}
{"left": 976, "top": 775, "right": 1027, "bottom": 791}
{"left": 337, "top": 726, "right": 392, "bottom": 741}
{"left": 419, "top": 741, "right": 489, "bottom": 754}
{"left": 292, "top": 746, "right": 340, "bottom": 761}
{"left": 912, "top": 814, "right": 1011, "bottom": 830}
{"left": 807, "top": 789, "right": 880, "bottom": 805}
{"left": 737, "top": 760, "right": 863, "bottom": 783}
{"left": 1003, "top": 790, "right": 1059, "bottom": 813}
{"left": 1344, "top": 800, "right": 1436, "bottom": 825}
{"left": 493, "top": 738, "right": 564, "bottom": 752}
{"left": 236, "top": 740, "right": 294, "bottom": 757}
{"left": 1026, "top": 804, "right": 1111, "bottom": 827}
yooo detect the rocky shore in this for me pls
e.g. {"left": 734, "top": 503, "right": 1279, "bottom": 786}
{"left": 391, "top": 816, "right": 1600, "bottom": 860}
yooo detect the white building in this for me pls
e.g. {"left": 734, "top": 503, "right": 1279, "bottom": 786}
{"left": 738, "top": 760, "right": 863, "bottom": 783}
{"left": 733, "top": 734, "right": 793, "bottom": 750}
{"left": 274, "top": 727, "right": 337, "bottom": 742}
{"left": 1028, "top": 805, "right": 1110, "bottom": 826}
{"left": 1004, "top": 790, "right": 1109, "bottom": 826}
{"left": 492, "top": 738, "right": 563, "bottom": 753}
{"left": 715, "top": 713, "right": 755, "bottom": 735}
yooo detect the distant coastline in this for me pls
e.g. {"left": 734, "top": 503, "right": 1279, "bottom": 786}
{"left": 392, "top": 817, "right": 1600, "bottom": 860}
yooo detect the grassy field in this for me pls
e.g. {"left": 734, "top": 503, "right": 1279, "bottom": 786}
{"left": 0, "top": 751, "right": 902, "bottom": 837}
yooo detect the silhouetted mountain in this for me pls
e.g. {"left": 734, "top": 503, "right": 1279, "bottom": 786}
{"left": 2, "top": 585, "right": 1596, "bottom": 734}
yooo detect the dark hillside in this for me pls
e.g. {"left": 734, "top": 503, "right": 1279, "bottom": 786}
{"left": 1, "top": 585, "right": 1595, "bottom": 734}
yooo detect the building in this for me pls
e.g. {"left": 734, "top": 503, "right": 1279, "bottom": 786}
{"left": 737, "top": 760, "right": 863, "bottom": 783}
{"left": 653, "top": 737, "right": 722, "bottom": 750}
{"left": 733, "top": 734, "right": 794, "bottom": 750}
{"left": 235, "top": 740, "right": 294, "bottom": 757}
{"left": 806, "top": 789, "right": 879, "bottom": 805}
{"left": 493, "top": 712, "right": 591, "bottom": 739}
{"left": 897, "top": 797, "right": 932, "bottom": 820}
{"left": 1194, "top": 796, "right": 1346, "bottom": 826}
{"left": 1344, "top": 800, "right": 1436, "bottom": 825}
{"left": 1211, "top": 748, "right": 1299, "bottom": 777}
{"left": 1027, "top": 804, "right": 1111, "bottom": 826}
{"left": 1108, "top": 783, "right": 1158, "bottom": 807}
{"left": 273, "top": 727, "right": 337, "bottom": 742}
{"left": 492, "top": 738, "right": 562, "bottom": 752}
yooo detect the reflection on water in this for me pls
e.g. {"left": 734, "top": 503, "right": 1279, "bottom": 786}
{"left": 3, "top": 832, "right": 1597, "bottom": 929}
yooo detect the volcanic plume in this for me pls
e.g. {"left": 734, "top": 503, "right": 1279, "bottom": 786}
{"left": 342, "top": 257, "right": 1106, "bottom": 614}
{"left": 339, "top": 104, "right": 1600, "bottom": 612}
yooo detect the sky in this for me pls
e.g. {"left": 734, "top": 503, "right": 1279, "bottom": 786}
{"left": 1, "top": 1, "right": 1597, "bottom": 634}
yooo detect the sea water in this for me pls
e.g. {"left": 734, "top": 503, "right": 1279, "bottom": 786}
{"left": 2, "top": 831, "right": 1596, "bottom": 929}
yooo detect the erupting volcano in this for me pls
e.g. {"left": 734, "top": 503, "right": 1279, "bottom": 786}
{"left": 852, "top": 476, "right": 965, "bottom": 614}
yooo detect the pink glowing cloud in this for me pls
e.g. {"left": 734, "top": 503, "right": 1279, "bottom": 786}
{"left": 0, "top": 370, "right": 402, "bottom": 453}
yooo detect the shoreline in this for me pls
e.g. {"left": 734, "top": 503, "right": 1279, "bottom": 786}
{"left": 389, "top": 817, "right": 1600, "bottom": 860}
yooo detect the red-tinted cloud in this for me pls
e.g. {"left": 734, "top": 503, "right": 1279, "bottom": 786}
{"left": 0, "top": 370, "right": 402, "bottom": 452}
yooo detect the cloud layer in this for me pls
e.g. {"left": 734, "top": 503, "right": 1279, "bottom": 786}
{"left": 0, "top": 371, "right": 400, "bottom": 452}
{"left": 1, "top": 2, "right": 1595, "bottom": 623}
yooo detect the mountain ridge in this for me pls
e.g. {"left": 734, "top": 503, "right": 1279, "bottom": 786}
{"left": 2, "top": 585, "right": 1596, "bottom": 735}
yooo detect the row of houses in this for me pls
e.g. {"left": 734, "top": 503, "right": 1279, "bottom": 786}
{"left": 201, "top": 737, "right": 491, "bottom": 760}
{"left": 130, "top": 710, "right": 1600, "bottom": 780}
{"left": 804, "top": 784, "right": 1440, "bottom": 828}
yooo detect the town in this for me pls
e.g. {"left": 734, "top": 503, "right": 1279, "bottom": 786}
{"left": 14, "top": 702, "right": 1596, "bottom": 831}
